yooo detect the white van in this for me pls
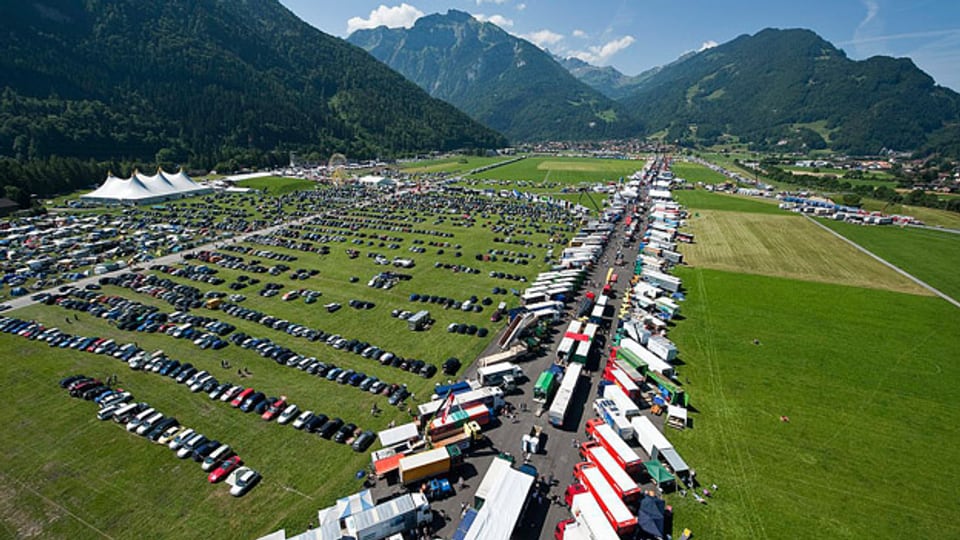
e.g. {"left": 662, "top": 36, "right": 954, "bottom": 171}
{"left": 201, "top": 444, "right": 232, "bottom": 471}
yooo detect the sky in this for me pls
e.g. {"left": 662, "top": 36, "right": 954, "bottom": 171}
{"left": 280, "top": 0, "right": 960, "bottom": 91}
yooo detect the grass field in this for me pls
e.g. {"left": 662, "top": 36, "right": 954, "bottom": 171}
{"left": 671, "top": 162, "right": 731, "bottom": 185}
{"left": 236, "top": 176, "right": 316, "bottom": 195}
{"left": 468, "top": 156, "right": 643, "bottom": 183}
{"left": 666, "top": 267, "right": 960, "bottom": 539}
{"left": 673, "top": 189, "right": 784, "bottom": 215}
{"left": 0, "top": 189, "right": 572, "bottom": 538}
{"left": 819, "top": 220, "right": 960, "bottom": 301}
{"left": 398, "top": 156, "right": 516, "bottom": 175}
{"left": 681, "top": 210, "right": 930, "bottom": 295}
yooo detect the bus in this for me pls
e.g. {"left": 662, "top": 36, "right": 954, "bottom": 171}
{"left": 548, "top": 362, "right": 582, "bottom": 427}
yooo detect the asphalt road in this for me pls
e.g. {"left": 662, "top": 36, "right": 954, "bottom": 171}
{"left": 362, "top": 206, "right": 654, "bottom": 539}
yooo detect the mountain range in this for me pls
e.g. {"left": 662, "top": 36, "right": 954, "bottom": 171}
{"left": 0, "top": 0, "right": 505, "bottom": 170}
{"left": 348, "top": 10, "right": 643, "bottom": 142}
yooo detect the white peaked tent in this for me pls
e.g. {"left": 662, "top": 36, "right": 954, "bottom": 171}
{"left": 81, "top": 168, "right": 212, "bottom": 205}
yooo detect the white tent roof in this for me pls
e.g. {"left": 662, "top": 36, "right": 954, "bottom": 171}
{"left": 82, "top": 168, "right": 209, "bottom": 202}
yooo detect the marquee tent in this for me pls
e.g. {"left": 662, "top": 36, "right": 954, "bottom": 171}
{"left": 81, "top": 168, "right": 212, "bottom": 204}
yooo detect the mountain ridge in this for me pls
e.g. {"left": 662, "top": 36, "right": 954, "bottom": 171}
{"left": 0, "top": 0, "right": 506, "bottom": 170}
{"left": 348, "top": 9, "right": 643, "bottom": 142}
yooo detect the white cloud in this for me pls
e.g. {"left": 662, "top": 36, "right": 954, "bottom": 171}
{"left": 853, "top": 0, "right": 884, "bottom": 56}
{"left": 698, "top": 40, "right": 718, "bottom": 52}
{"left": 520, "top": 29, "right": 565, "bottom": 49}
{"left": 473, "top": 13, "right": 514, "bottom": 28}
{"left": 572, "top": 29, "right": 587, "bottom": 39}
{"left": 569, "top": 35, "right": 636, "bottom": 65}
{"left": 516, "top": 3, "right": 527, "bottom": 10}
{"left": 346, "top": 3, "right": 424, "bottom": 34}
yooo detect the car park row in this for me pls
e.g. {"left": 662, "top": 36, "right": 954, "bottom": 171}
{"left": 58, "top": 373, "right": 260, "bottom": 496}
{"left": 2, "top": 316, "right": 372, "bottom": 452}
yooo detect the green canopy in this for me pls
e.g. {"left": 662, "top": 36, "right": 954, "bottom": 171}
{"left": 643, "top": 460, "right": 675, "bottom": 485}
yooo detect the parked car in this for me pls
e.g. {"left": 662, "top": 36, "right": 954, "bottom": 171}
{"left": 208, "top": 455, "right": 242, "bottom": 483}
{"left": 201, "top": 444, "right": 233, "bottom": 471}
{"left": 318, "top": 417, "right": 344, "bottom": 439}
{"left": 292, "top": 410, "right": 314, "bottom": 430}
{"left": 229, "top": 467, "right": 260, "bottom": 497}
{"left": 277, "top": 404, "right": 299, "bottom": 425}
{"left": 352, "top": 430, "right": 376, "bottom": 452}
{"left": 333, "top": 423, "right": 357, "bottom": 444}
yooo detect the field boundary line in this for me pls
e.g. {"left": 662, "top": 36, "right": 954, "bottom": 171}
{"left": 0, "top": 471, "right": 116, "bottom": 539}
{"left": 805, "top": 216, "right": 960, "bottom": 309}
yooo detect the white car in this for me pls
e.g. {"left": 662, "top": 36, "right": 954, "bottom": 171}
{"left": 168, "top": 428, "right": 196, "bottom": 451}
{"left": 136, "top": 412, "right": 164, "bottom": 435}
{"left": 229, "top": 467, "right": 261, "bottom": 497}
{"left": 201, "top": 444, "right": 232, "bottom": 472}
{"left": 185, "top": 370, "right": 208, "bottom": 387}
{"left": 277, "top": 404, "right": 299, "bottom": 425}
{"left": 126, "top": 407, "right": 155, "bottom": 432}
{"left": 176, "top": 433, "right": 207, "bottom": 459}
{"left": 97, "top": 402, "right": 122, "bottom": 421}
{"left": 292, "top": 410, "right": 313, "bottom": 430}
{"left": 219, "top": 385, "right": 242, "bottom": 402}
{"left": 190, "top": 374, "right": 213, "bottom": 393}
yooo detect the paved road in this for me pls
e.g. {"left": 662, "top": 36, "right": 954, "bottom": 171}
{"left": 363, "top": 205, "right": 650, "bottom": 539}
{"left": 807, "top": 216, "right": 960, "bottom": 309}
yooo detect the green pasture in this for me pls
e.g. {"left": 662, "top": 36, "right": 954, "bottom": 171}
{"left": 236, "top": 176, "right": 317, "bottom": 195}
{"left": 0, "top": 193, "right": 573, "bottom": 538}
{"left": 819, "top": 220, "right": 960, "bottom": 301}
{"left": 467, "top": 156, "right": 643, "bottom": 184}
{"left": 672, "top": 189, "right": 784, "bottom": 214}
{"left": 671, "top": 162, "right": 730, "bottom": 185}
{"left": 666, "top": 267, "right": 960, "bottom": 539}
{"left": 397, "top": 156, "right": 515, "bottom": 175}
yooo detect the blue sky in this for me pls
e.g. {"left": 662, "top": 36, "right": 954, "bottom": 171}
{"left": 281, "top": 0, "right": 960, "bottom": 91}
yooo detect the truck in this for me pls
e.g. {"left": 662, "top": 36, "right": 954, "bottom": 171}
{"left": 430, "top": 421, "right": 484, "bottom": 452}
{"left": 631, "top": 415, "right": 672, "bottom": 460}
{"left": 477, "top": 343, "right": 528, "bottom": 368}
{"left": 532, "top": 364, "right": 562, "bottom": 405}
{"left": 593, "top": 399, "right": 634, "bottom": 440}
{"left": 647, "top": 334, "right": 678, "bottom": 362}
{"left": 319, "top": 492, "right": 432, "bottom": 540}
{"left": 431, "top": 379, "right": 480, "bottom": 400}
{"left": 417, "top": 387, "right": 505, "bottom": 422}
{"left": 574, "top": 462, "right": 637, "bottom": 536}
{"left": 548, "top": 363, "right": 582, "bottom": 428}
{"left": 586, "top": 419, "right": 643, "bottom": 475}
{"left": 604, "top": 367, "right": 640, "bottom": 403}
{"left": 428, "top": 405, "right": 493, "bottom": 440}
{"left": 476, "top": 363, "right": 524, "bottom": 391}
{"left": 600, "top": 383, "right": 640, "bottom": 419}
{"left": 398, "top": 446, "right": 463, "bottom": 485}
{"left": 580, "top": 442, "right": 642, "bottom": 502}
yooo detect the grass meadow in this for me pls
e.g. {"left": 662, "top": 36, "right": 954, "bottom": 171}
{"left": 666, "top": 267, "right": 960, "bottom": 539}
{"left": 467, "top": 156, "right": 644, "bottom": 183}
{"left": 819, "top": 220, "right": 960, "bottom": 301}
{"left": 0, "top": 194, "right": 569, "bottom": 538}
{"left": 680, "top": 210, "right": 930, "bottom": 295}
{"left": 398, "top": 156, "right": 515, "bottom": 175}
{"left": 671, "top": 162, "right": 731, "bottom": 185}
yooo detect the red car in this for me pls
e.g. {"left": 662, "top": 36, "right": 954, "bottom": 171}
{"left": 261, "top": 396, "right": 286, "bottom": 421}
{"left": 208, "top": 455, "right": 242, "bottom": 483}
{"left": 231, "top": 387, "right": 254, "bottom": 408}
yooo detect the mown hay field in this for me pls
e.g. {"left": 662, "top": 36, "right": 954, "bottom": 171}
{"left": 681, "top": 210, "right": 930, "bottom": 295}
